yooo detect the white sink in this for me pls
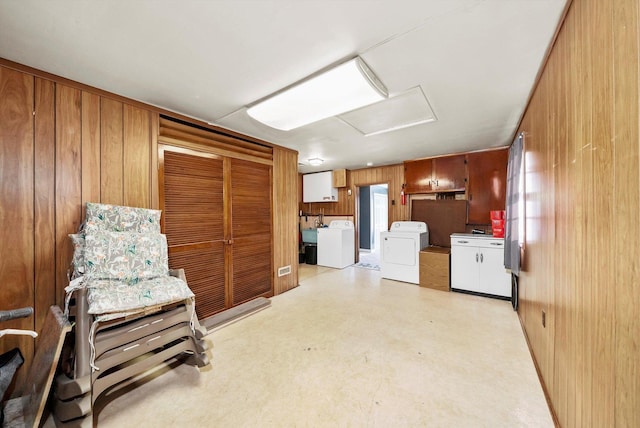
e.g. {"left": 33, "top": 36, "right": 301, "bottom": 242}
{"left": 301, "top": 228, "right": 317, "bottom": 243}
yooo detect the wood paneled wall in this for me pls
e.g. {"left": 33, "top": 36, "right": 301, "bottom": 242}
{"left": 0, "top": 68, "right": 36, "bottom": 373}
{"left": 299, "top": 164, "right": 410, "bottom": 226}
{"left": 516, "top": 0, "right": 639, "bottom": 426}
{"left": 0, "top": 61, "right": 300, "bottom": 373}
{"left": 273, "top": 147, "right": 299, "bottom": 293}
{"left": 0, "top": 67, "right": 155, "bottom": 376}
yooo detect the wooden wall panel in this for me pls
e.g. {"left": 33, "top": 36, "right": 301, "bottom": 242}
{"left": 81, "top": 91, "right": 101, "bottom": 212}
{"left": 589, "top": 1, "right": 615, "bottom": 426}
{"left": 613, "top": 0, "right": 640, "bottom": 425}
{"left": 574, "top": 3, "right": 591, "bottom": 423}
{"left": 151, "top": 113, "right": 160, "bottom": 209}
{"left": 34, "top": 78, "right": 56, "bottom": 335}
{"left": 55, "top": 85, "right": 82, "bottom": 306}
{"left": 517, "top": 0, "right": 639, "bottom": 426}
{"left": 100, "top": 97, "right": 123, "bottom": 205}
{"left": 554, "top": 23, "right": 570, "bottom": 423}
{"left": 0, "top": 67, "right": 35, "bottom": 369}
{"left": 123, "top": 104, "right": 151, "bottom": 208}
{"left": 273, "top": 147, "right": 299, "bottom": 294}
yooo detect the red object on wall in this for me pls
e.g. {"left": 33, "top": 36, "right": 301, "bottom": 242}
{"left": 401, "top": 184, "right": 406, "bottom": 205}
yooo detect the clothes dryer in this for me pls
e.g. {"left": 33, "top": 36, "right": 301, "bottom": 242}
{"left": 380, "top": 221, "right": 429, "bottom": 284}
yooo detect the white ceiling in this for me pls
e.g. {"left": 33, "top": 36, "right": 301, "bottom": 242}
{"left": 0, "top": 0, "right": 566, "bottom": 173}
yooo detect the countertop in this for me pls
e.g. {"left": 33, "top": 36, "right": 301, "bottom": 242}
{"left": 450, "top": 233, "right": 504, "bottom": 240}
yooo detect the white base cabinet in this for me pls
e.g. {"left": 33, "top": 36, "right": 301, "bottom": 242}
{"left": 450, "top": 234, "right": 511, "bottom": 298}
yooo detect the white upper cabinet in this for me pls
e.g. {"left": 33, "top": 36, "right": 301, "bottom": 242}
{"left": 303, "top": 171, "right": 338, "bottom": 203}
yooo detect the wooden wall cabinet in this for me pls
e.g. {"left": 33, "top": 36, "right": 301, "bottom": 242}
{"left": 332, "top": 169, "right": 347, "bottom": 188}
{"left": 466, "top": 148, "right": 508, "bottom": 224}
{"left": 404, "top": 155, "right": 466, "bottom": 193}
{"left": 160, "top": 145, "right": 273, "bottom": 320}
{"left": 404, "top": 158, "right": 433, "bottom": 193}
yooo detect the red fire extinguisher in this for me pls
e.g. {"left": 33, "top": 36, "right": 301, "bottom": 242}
{"left": 401, "top": 184, "right": 406, "bottom": 205}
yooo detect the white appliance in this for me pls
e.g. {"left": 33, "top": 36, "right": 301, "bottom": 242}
{"left": 450, "top": 233, "right": 511, "bottom": 298}
{"left": 380, "top": 221, "right": 429, "bottom": 284}
{"left": 317, "top": 220, "right": 355, "bottom": 268}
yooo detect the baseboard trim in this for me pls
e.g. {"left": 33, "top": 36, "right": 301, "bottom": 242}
{"left": 517, "top": 312, "right": 560, "bottom": 427}
{"left": 201, "top": 297, "right": 271, "bottom": 333}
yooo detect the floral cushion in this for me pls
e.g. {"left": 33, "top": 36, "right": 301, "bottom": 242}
{"left": 85, "top": 202, "right": 161, "bottom": 234}
{"left": 86, "top": 276, "right": 194, "bottom": 315}
{"left": 84, "top": 230, "right": 168, "bottom": 283}
{"left": 69, "top": 233, "right": 85, "bottom": 279}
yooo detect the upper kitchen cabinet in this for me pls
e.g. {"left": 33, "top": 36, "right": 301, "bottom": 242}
{"left": 466, "top": 148, "right": 508, "bottom": 224}
{"left": 404, "top": 158, "right": 433, "bottom": 193}
{"left": 332, "top": 169, "right": 347, "bottom": 188}
{"left": 303, "top": 171, "right": 338, "bottom": 202}
{"left": 404, "top": 155, "right": 466, "bottom": 193}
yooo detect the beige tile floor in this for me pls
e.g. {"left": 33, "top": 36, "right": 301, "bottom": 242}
{"left": 76, "top": 264, "right": 553, "bottom": 427}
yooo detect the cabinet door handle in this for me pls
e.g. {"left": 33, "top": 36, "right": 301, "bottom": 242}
{"left": 480, "top": 253, "right": 484, "bottom": 263}
{"left": 476, "top": 253, "right": 478, "bottom": 263}
{"left": 458, "top": 240, "right": 469, "bottom": 244}
{"left": 490, "top": 242, "right": 503, "bottom": 246}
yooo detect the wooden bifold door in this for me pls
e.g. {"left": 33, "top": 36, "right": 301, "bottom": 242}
{"left": 159, "top": 145, "right": 273, "bottom": 319}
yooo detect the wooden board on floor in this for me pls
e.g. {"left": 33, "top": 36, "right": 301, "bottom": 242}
{"left": 5, "top": 306, "right": 71, "bottom": 428}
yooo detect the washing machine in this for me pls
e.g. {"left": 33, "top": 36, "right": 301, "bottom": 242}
{"left": 380, "top": 221, "right": 429, "bottom": 284}
{"left": 317, "top": 220, "right": 355, "bottom": 269}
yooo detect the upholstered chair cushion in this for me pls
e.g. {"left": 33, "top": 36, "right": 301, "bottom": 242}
{"left": 85, "top": 202, "right": 161, "bottom": 234}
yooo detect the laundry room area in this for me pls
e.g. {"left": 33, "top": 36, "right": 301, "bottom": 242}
{"left": 299, "top": 213, "right": 355, "bottom": 268}
{"left": 297, "top": 152, "right": 512, "bottom": 302}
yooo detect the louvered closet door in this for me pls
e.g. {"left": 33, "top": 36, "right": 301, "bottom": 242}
{"left": 161, "top": 148, "right": 226, "bottom": 319}
{"left": 230, "top": 158, "right": 273, "bottom": 305}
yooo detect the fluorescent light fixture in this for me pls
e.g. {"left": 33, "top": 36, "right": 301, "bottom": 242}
{"left": 247, "top": 57, "right": 387, "bottom": 131}
{"left": 308, "top": 158, "right": 324, "bottom": 166}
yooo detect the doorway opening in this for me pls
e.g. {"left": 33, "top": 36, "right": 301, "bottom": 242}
{"left": 356, "top": 184, "right": 388, "bottom": 269}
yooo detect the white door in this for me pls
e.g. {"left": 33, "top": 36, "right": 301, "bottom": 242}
{"left": 479, "top": 246, "right": 511, "bottom": 297}
{"left": 451, "top": 243, "right": 479, "bottom": 292}
{"left": 372, "top": 192, "right": 388, "bottom": 252}
{"left": 382, "top": 236, "right": 416, "bottom": 266}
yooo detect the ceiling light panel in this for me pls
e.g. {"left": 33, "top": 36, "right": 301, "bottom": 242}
{"left": 308, "top": 158, "right": 324, "bottom": 166}
{"left": 338, "top": 86, "right": 436, "bottom": 136}
{"left": 246, "top": 57, "right": 387, "bottom": 131}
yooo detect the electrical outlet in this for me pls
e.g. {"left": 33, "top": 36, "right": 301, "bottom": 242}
{"left": 542, "top": 310, "right": 546, "bottom": 328}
